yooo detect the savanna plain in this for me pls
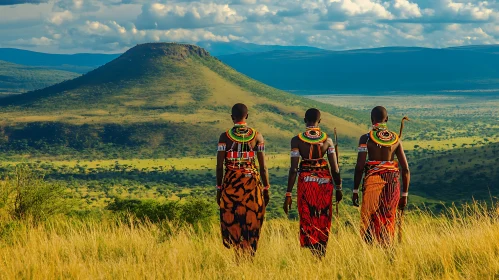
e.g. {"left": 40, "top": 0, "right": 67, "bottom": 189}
{"left": 1, "top": 93, "right": 499, "bottom": 279}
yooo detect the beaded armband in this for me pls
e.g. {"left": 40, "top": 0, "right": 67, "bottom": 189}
{"left": 217, "top": 143, "right": 226, "bottom": 152}
{"left": 328, "top": 146, "right": 336, "bottom": 154}
{"left": 290, "top": 148, "right": 300, "bottom": 158}
{"left": 257, "top": 143, "right": 265, "bottom": 153}
{"left": 358, "top": 144, "right": 367, "bottom": 153}
{"left": 285, "top": 192, "right": 292, "bottom": 197}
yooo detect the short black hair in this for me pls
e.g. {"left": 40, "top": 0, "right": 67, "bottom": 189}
{"left": 231, "top": 103, "right": 248, "bottom": 120}
{"left": 305, "top": 108, "right": 321, "bottom": 123}
{"left": 371, "top": 106, "right": 388, "bottom": 123}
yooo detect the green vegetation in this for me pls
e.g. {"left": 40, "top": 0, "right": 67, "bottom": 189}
{"left": 313, "top": 94, "right": 499, "bottom": 204}
{"left": 0, "top": 43, "right": 497, "bottom": 215}
{"left": 0, "top": 43, "right": 365, "bottom": 158}
{"left": 0, "top": 60, "right": 79, "bottom": 95}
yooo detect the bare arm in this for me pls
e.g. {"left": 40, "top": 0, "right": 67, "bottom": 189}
{"left": 353, "top": 135, "right": 368, "bottom": 207}
{"left": 354, "top": 136, "right": 368, "bottom": 191}
{"left": 256, "top": 133, "right": 269, "bottom": 187}
{"left": 284, "top": 137, "right": 300, "bottom": 214}
{"left": 286, "top": 137, "right": 300, "bottom": 193}
{"left": 216, "top": 133, "right": 226, "bottom": 205}
{"left": 216, "top": 134, "right": 226, "bottom": 187}
{"left": 396, "top": 141, "right": 410, "bottom": 193}
{"left": 326, "top": 138, "right": 342, "bottom": 187}
{"left": 326, "top": 138, "right": 343, "bottom": 202}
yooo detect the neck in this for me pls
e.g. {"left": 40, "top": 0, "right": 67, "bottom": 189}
{"left": 233, "top": 121, "right": 247, "bottom": 127}
{"left": 372, "top": 122, "right": 388, "bottom": 130}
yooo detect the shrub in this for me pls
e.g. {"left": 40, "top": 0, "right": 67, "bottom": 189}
{"left": 0, "top": 164, "right": 71, "bottom": 222}
{"left": 106, "top": 197, "right": 216, "bottom": 229}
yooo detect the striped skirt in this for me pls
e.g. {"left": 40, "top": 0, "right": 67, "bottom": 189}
{"left": 361, "top": 161, "right": 400, "bottom": 246}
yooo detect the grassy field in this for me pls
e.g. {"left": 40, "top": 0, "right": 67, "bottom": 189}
{"left": 0, "top": 203, "right": 498, "bottom": 279}
{"left": 0, "top": 60, "right": 79, "bottom": 95}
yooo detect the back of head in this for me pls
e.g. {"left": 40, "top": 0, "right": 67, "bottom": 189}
{"left": 232, "top": 103, "right": 248, "bottom": 121}
{"left": 305, "top": 108, "right": 321, "bottom": 124}
{"left": 371, "top": 106, "right": 388, "bottom": 123}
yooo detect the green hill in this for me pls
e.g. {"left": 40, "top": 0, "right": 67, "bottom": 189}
{"left": 0, "top": 60, "right": 79, "bottom": 95}
{"left": 0, "top": 43, "right": 365, "bottom": 158}
{"left": 409, "top": 142, "right": 499, "bottom": 202}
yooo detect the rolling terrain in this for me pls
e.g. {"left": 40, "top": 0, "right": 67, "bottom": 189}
{"left": 0, "top": 43, "right": 365, "bottom": 158}
{"left": 0, "top": 60, "right": 79, "bottom": 95}
{"left": 0, "top": 42, "right": 322, "bottom": 73}
{"left": 219, "top": 46, "right": 499, "bottom": 93}
{"left": 0, "top": 48, "right": 119, "bottom": 74}
{"left": 196, "top": 41, "right": 323, "bottom": 56}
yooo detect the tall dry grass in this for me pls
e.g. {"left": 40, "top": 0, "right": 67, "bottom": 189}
{"left": 0, "top": 204, "right": 498, "bottom": 279}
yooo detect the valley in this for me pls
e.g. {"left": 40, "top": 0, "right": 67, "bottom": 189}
{"left": 0, "top": 43, "right": 497, "bottom": 220}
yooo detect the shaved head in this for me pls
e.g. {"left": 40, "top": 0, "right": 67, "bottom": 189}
{"left": 371, "top": 106, "right": 388, "bottom": 123}
{"left": 305, "top": 108, "right": 321, "bottom": 124}
{"left": 231, "top": 103, "right": 248, "bottom": 121}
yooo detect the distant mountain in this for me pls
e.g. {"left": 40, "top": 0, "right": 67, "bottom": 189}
{"left": 0, "top": 60, "right": 79, "bottom": 95}
{"left": 0, "top": 42, "right": 322, "bottom": 74}
{"left": 447, "top": 44, "right": 499, "bottom": 54}
{"left": 196, "top": 41, "right": 324, "bottom": 56}
{"left": 219, "top": 46, "right": 499, "bottom": 93}
{"left": 0, "top": 48, "right": 120, "bottom": 74}
{"left": 0, "top": 43, "right": 365, "bottom": 158}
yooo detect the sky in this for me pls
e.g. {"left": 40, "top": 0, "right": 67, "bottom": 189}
{"left": 0, "top": 0, "right": 498, "bottom": 53}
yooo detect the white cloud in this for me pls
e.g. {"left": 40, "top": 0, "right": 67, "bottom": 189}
{"left": 136, "top": 2, "right": 244, "bottom": 29}
{"left": 392, "top": 0, "right": 422, "bottom": 18}
{"left": 10, "top": 36, "right": 54, "bottom": 46}
{"left": 2, "top": 0, "right": 499, "bottom": 53}
{"left": 48, "top": 10, "right": 74, "bottom": 25}
{"left": 324, "top": 0, "right": 394, "bottom": 20}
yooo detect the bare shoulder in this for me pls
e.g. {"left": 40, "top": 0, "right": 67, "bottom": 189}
{"left": 291, "top": 135, "right": 300, "bottom": 144}
{"left": 359, "top": 134, "right": 369, "bottom": 144}
{"left": 219, "top": 132, "right": 227, "bottom": 142}
{"left": 256, "top": 131, "right": 265, "bottom": 142}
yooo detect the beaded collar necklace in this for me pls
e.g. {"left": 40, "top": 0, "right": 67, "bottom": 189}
{"left": 298, "top": 126, "right": 328, "bottom": 144}
{"left": 226, "top": 122, "right": 257, "bottom": 143}
{"left": 370, "top": 123, "right": 398, "bottom": 147}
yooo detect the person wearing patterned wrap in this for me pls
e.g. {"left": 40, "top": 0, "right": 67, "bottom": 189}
{"left": 216, "top": 103, "right": 270, "bottom": 256}
{"left": 352, "top": 106, "right": 411, "bottom": 247}
{"left": 284, "top": 108, "right": 343, "bottom": 258}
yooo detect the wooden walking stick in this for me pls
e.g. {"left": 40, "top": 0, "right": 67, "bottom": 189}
{"left": 399, "top": 116, "right": 410, "bottom": 139}
{"left": 397, "top": 116, "right": 409, "bottom": 243}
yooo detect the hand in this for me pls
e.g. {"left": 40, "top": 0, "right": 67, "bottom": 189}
{"left": 398, "top": 196, "right": 408, "bottom": 210}
{"left": 283, "top": 196, "right": 292, "bottom": 215}
{"left": 263, "top": 189, "right": 270, "bottom": 207}
{"left": 352, "top": 192, "right": 360, "bottom": 207}
{"left": 216, "top": 189, "right": 222, "bottom": 206}
{"left": 335, "top": 190, "right": 343, "bottom": 203}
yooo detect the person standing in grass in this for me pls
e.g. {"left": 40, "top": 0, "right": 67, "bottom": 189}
{"left": 283, "top": 108, "right": 343, "bottom": 258}
{"left": 352, "top": 106, "right": 410, "bottom": 246}
{"left": 216, "top": 103, "right": 270, "bottom": 256}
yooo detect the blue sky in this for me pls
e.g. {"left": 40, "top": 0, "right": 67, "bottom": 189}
{"left": 0, "top": 0, "right": 498, "bottom": 53}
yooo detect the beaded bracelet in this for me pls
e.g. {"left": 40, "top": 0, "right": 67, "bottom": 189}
{"left": 264, "top": 185, "right": 270, "bottom": 191}
{"left": 285, "top": 192, "right": 292, "bottom": 197}
{"left": 335, "top": 185, "right": 343, "bottom": 191}
{"left": 401, "top": 192, "right": 409, "bottom": 197}
{"left": 216, "top": 185, "right": 222, "bottom": 190}
{"left": 353, "top": 189, "right": 359, "bottom": 194}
